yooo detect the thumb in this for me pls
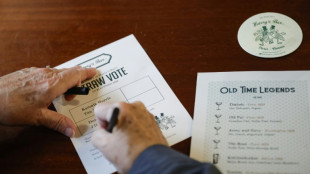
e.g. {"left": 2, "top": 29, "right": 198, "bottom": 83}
{"left": 91, "top": 128, "right": 112, "bottom": 151}
{"left": 40, "top": 109, "right": 76, "bottom": 137}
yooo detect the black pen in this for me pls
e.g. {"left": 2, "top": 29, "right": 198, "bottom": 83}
{"left": 107, "top": 107, "right": 120, "bottom": 133}
{"left": 64, "top": 87, "right": 89, "bottom": 95}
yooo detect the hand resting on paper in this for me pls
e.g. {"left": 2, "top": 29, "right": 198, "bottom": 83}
{"left": 0, "top": 66, "right": 96, "bottom": 137}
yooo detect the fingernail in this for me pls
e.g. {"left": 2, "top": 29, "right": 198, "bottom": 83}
{"left": 65, "top": 128, "right": 75, "bottom": 138}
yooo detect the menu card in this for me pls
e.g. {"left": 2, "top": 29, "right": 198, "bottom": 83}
{"left": 190, "top": 71, "right": 310, "bottom": 174}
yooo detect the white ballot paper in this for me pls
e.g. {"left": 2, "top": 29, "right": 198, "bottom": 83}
{"left": 53, "top": 35, "right": 192, "bottom": 174}
{"left": 190, "top": 71, "right": 310, "bottom": 174}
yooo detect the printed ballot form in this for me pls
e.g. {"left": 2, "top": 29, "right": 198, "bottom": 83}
{"left": 190, "top": 71, "right": 310, "bottom": 174}
{"left": 53, "top": 35, "right": 192, "bottom": 174}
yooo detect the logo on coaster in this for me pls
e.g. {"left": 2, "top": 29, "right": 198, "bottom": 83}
{"left": 237, "top": 12, "right": 303, "bottom": 58}
{"left": 254, "top": 25, "right": 286, "bottom": 46}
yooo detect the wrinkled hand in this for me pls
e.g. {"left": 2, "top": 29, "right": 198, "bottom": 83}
{"left": 91, "top": 102, "right": 168, "bottom": 174}
{"left": 0, "top": 66, "right": 96, "bottom": 137}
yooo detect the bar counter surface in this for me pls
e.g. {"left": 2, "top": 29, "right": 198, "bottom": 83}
{"left": 0, "top": 0, "right": 309, "bottom": 173}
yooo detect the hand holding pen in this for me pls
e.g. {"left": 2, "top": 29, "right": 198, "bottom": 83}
{"left": 91, "top": 102, "right": 168, "bottom": 174}
{"left": 0, "top": 66, "right": 96, "bottom": 137}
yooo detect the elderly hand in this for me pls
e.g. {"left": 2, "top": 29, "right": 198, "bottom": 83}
{"left": 91, "top": 102, "right": 168, "bottom": 174}
{"left": 0, "top": 66, "right": 96, "bottom": 137}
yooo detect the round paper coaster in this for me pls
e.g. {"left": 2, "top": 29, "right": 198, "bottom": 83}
{"left": 237, "top": 12, "right": 303, "bottom": 58}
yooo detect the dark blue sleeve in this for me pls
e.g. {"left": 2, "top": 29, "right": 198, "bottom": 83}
{"left": 129, "top": 145, "right": 222, "bottom": 174}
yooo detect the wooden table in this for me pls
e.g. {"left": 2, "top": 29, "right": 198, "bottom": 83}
{"left": 0, "top": 0, "right": 309, "bottom": 173}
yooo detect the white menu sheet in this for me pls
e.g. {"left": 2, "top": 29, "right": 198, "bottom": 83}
{"left": 53, "top": 35, "right": 192, "bottom": 174}
{"left": 190, "top": 71, "right": 310, "bottom": 174}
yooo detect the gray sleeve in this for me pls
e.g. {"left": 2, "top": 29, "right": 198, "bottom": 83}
{"left": 129, "top": 145, "right": 222, "bottom": 174}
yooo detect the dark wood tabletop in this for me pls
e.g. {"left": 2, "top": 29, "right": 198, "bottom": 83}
{"left": 0, "top": 0, "right": 309, "bottom": 173}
